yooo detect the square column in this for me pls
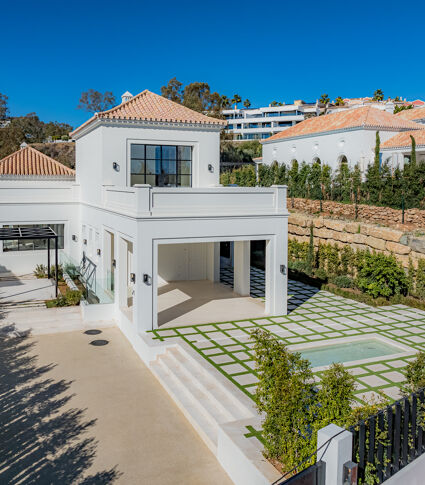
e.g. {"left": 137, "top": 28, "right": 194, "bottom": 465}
{"left": 234, "top": 240, "right": 250, "bottom": 296}
{"left": 265, "top": 233, "right": 287, "bottom": 316}
{"left": 206, "top": 242, "right": 220, "bottom": 283}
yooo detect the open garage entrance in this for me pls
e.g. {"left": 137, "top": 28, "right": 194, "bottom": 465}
{"left": 157, "top": 240, "right": 266, "bottom": 328}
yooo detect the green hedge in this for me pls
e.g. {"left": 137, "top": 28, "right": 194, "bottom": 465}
{"left": 220, "top": 141, "right": 425, "bottom": 210}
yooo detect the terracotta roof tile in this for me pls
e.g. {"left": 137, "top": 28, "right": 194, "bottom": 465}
{"left": 0, "top": 146, "right": 75, "bottom": 177}
{"left": 394, "top": 106, "right": 425, "bottom": 121}
{"left": 381, "top": 130, "right": 425, "bottom": 149}
{"left": 71, "top": 90, "right": 226, "bottom": 136}
{"left": 263, "top": 106, "right": 423, "bottom": 142}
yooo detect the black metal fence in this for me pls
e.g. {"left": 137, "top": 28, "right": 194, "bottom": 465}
{"left": 349, "top": 389, "right": 425, "bottom": 483}
{"left": 283, "top": 461, "right": 326, "bottom": 485}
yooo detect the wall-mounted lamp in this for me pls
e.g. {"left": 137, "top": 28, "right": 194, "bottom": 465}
{"left": 143, "top": 274, "right": 151, "bottom": 285}
{"left": 112, "top": 259, "right": 116, "bottom": 268}
{"left": 72, "top": 234, "right": 78, "bottom": 242}
{"left": 208, "top": 164, "right": 214, "bottom": 173}
{"left": 280, "top": 264, "right": 286, "bottom": 275}
{"left": 97, "top": 248, "right": 101, "bottom": 256}
{"left": 343, "top": 461, "right": 358, "bottom": 485}
{"left": 83, "top": 239, "right": 87, "bottom": 245}
{"left": 112, "top": 162, "right": 120, "bottom": 171}
{"left": 130, "top": 273, "right": 136, "bottom": 283}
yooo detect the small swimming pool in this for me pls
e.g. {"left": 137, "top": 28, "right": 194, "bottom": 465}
{"left": 299, "top": 339, "right": 403, "bottom": 368}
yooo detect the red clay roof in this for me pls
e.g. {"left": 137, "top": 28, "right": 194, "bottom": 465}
{"left": 394, "top": 106, "right": 425, "bottom": 121}
{"left": 0, "top": 146, "right": 75, "bottom": 177}
{"left": 71, "top": 89, "right": 226, "bottom": 136}
{"left": 263, "top": 106, "right": 423, "bottom": 142}
{"left": 381, "top": 130, "right": 425, "bottom": 149}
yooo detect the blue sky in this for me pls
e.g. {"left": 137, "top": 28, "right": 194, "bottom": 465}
{"left": 2, "top": 0, "right": 425, "bottom": 128}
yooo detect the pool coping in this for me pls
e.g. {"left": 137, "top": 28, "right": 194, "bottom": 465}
{"left": 289, "top": 335, "right": 417, "bottom": 372}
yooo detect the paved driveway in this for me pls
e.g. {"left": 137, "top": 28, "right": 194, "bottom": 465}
{"left": 0, "top": 326, "right": 232, "bottom": 484}
{"left": 0, "top": 275, "right": 55, "bottom": 304}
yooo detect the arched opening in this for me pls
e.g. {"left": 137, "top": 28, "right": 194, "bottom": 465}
{"left": 338, "top": 155, "right": 348, "bottom": 167}
{"left": 312, "top": 157, "right": 321, "bottom": 165}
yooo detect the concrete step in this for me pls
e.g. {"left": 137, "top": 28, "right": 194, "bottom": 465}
{"left": 150, "top": 360, "right": 218, "bottom": 453}
{"left": 159, "top": 353, "right": 231, "bottom": 426}
{"left": 167, "top": 347, "right": 245, "bottom": 421}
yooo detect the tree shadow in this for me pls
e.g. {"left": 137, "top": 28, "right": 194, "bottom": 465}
{"left": 0, "top": 325, "right": 121, "bottom": 484}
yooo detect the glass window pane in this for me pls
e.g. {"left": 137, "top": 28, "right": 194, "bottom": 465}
{"left": 162, "top": 145, "right": 177, "bottom": 160}
{"left": 179, "top": 160, "right": 191, "bottom": 175}
{"left": 146, "top": 160, "right": 160, "bottom": 174}
{"left": 146, "top": 145, "right": 161, "bottom": 159}
{"left": 158, "top": 174, "right": 176, "bottom": 187}
{"left": 131, "top": 159, "right": 145, "bottom": 174}
{"left": 178, "top": 175, "right": 191, "bottom": 187}
{"left": 161, "top": 160, "right": 176, "bottom": 174}
{"left": 131, "top": 174, "right": 145, "bottom": 185}
{"left": 131, "top": 144, "right": 145, "bottom": 159}
{"left": 178, "top": 146, "right": 192, "bottom": 160}
{"left": 145, "top": 174, "right": 156, "bottom": 186}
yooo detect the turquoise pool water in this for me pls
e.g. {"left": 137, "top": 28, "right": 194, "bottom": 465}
{"left": 300, "top": 339, "right": 401, "bottom": 368}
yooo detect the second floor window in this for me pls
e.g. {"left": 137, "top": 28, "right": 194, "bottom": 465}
{"left": 130, "top": 144, "right": 192, "bottom": 187}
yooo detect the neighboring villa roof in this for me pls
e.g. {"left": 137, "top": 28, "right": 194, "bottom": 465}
{"left": 394, "top": 106, "right": 425, "bottom": 122}
{"left": 263, "top": 106, "right": 423, "bottom": 143}
{"left": 381, "top": 129, "right": 425, "bottom": 150}
{"left": 71, "top": 89, "right": 227, "bottom": 136}
{"left": 0, "top": 146, "right": 75, "bottom": 177}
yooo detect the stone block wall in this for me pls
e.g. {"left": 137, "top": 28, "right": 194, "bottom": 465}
{"left": 288, "top": 212, "right": 425, "bottom": 268}
{"left": 287, "top": 198, "right": 425, "bottom": 229}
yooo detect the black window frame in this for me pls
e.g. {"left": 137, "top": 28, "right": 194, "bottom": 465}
{"left": 130, "top": 144, "right": 192, "bottom": 188}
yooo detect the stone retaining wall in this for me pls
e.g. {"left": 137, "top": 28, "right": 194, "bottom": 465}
{"left": 287, "top": 198, "right": 425, "bottom": 230}
{"left": 288, "top": 212, "right": 425, "bottom": 268}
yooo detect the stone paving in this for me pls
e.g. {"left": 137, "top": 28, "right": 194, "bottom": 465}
{"left": 151, "top": 266, "right": 425, "bottom": 405}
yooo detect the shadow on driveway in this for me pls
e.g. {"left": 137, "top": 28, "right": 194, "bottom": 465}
{"left": 0, "top": 324, "right": 120, "bottom": 484}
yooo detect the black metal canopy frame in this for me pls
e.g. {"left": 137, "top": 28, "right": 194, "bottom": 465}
{"left": 0, "top": 226, "right": 59, "bottom": 297}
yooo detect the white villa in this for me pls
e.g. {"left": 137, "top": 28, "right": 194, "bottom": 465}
{"left": 261, "top": 106, "right": 424, "bottom": 172}
{"left": 0, "top": 90, "right": 288, "bottom": 336}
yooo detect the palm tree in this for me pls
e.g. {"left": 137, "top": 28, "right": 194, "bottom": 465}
{"left": 220, "top": 95, "right": 230, "bottom": 109}
{"left": 335, "top": 96, "right": 345, "bottom": 106}
{"left": 319, "top": 93, "right": 330, "bottom": 104}
{"left": 243, "top": 99, "right": 251, "bottom": 109}
{"left": 232, "top": 94, "right": 242, "bottom": 109}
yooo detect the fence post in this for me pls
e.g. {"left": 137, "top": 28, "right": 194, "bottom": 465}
{"left": 317, "top": 423, "right": 354, "bottom": 485}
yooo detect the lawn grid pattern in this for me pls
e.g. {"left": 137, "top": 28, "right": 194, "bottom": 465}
{"left": 151, "top": 266, "right": 425, "bottom": 406}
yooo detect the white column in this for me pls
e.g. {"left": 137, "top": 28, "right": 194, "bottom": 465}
{"left": 265, "top": 234, "right": 287, "bottom": 316}
{"left": 206, "top": 242, "right": 220, "bottom": 282}
{"left": 317, "top": 423, "right": 353, "bottom": 485}
{"left": 234, "top": 240, "right": 250, "bottom": 296}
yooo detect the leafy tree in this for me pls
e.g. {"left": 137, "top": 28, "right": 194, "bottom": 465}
{"left": 319, "top": 93, "right": 330, "bottom": 104}
{"left": 160, "top": 77, "right": 183, "bottom": 103}
{"left": 77, "top": 90, "right": 116, "bottom": 113}
{"left": 411, "top": 135, "right": 417, "bottom": 165}
{"left": 243, "top": 99, "right": 251, "bottom": 109}
{"left": 334, "top": 96, "right": 345, "bottom": 106}
{"left": 373, "top": 89, "right": 384, "bottom": 101}
{"left": 270, "top": 100, "right": 283, "bottom": 107}
{"left": 231, "top": 94, "right": 242, "bottom": 108}
{"left": 307, "top": 161, "right": 322, "bottom": 199}
{"left": 401, "top": 352, "right": 425, "bottom": 395}
{"left": 0, "top": 93, "right": 8, "bottom": 119}
{"left": 182, "top": 82, "right": 222, "bottom": 114}
{"left": 394, "top": 104, "right": 413, "bottom": 114}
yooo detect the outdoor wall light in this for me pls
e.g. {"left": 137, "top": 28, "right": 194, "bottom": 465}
{"left": 112, "top": 259, "right": 116, "bottom": 268}
{"left": 208, "top": 164, "right": 214, "bottom": 173}
{"left": 143, "top": 274, "right": 151, "bottom": 285}
{"left": 280, "top": 264, "right": 286, "bottom": 275}
{"left": 83, "top": 239, "right": 87, "bottom": 245}
{"left": 130, "top": 273, "right": 136, "bottom": 283}
{"left": 343, "top": 461, "right": 358, "bottom": 485}
{"left": 112, "top": 162, "right": 120, "bottom": 171}
{"left": 72, "top": 234, "right": 77, "bottom": 242}
{"left": 97, "top": 248, "right": 101, "bottom": 256}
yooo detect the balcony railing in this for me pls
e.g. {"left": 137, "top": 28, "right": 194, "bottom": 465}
{"left": 103, "top": 185, "right": 287, "bottom": 217}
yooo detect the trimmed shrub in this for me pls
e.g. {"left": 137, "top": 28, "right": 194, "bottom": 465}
{"left": 401, "top": 352, "right": 425, "bottom": 395}
{"left": 356, "top": 252, "right": 408, "bottom": 298}
{"left": 332, "top": 275, "right": 354, "bottom": 288}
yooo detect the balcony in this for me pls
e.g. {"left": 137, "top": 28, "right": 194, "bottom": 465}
{"left": 103, "top": 185, "right": 287, "bottom": 218}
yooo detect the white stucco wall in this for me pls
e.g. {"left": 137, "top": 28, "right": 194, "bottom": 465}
{"left": 75, "top": 122, "right": 221, "bottom": 207}
{"left": 262, "top": 129, "right": 400, "bottom": 171}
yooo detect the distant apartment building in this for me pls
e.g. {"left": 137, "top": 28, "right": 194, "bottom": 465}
{"left": 222, "top": 101, "right": 320, "bottom": 141}
{"left": 223, "top": 97, "right": 425, "bottom": 141}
